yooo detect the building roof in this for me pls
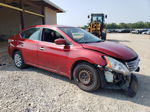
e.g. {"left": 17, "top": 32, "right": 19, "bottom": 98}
{"left": 43, "top": 0, "right": 65, "bottom": 13}
{"left": 31, "top": 0, "right": 65, "bottom": 13}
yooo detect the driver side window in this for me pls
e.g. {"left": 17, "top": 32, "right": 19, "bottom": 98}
{"left": 42, "top": 28, "right": 63, "bottom": 43}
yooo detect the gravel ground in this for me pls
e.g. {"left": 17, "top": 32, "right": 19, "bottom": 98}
{"left": 0, "top": 34, "right": 150, "bottom": 112}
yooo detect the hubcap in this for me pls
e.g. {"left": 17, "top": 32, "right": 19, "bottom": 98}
{"left": 14, "top": 54, "right": 22, "bottom": 67}
{"left": 78, "top": 70, "right": 92, "bottom": 85}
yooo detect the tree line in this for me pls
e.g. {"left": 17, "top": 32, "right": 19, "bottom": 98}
{"left": 82, "top": 21, "right": 150, "bottom": 29}
{"left": 106, "top": 21, "right": 150, "bottom": 29}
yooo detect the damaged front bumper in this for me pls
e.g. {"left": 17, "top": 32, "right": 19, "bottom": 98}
{"left": 97, "top": 65, "right": 139, "bottom": 97}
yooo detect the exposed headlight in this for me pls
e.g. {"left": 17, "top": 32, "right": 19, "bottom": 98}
{"left": 104, "top": 56, "right": 129, "bottom": 74}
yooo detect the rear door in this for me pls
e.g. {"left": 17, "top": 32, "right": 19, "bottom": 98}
{"left": 19, "top": 28, "right": 41, "bottom": 65}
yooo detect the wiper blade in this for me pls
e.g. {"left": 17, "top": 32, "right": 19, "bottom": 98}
{"left": 79, "top": 40, "right": 104, "bottom": 44}
{"left": 94, "top": 40, "right": 104, "bottom": 43}
{"left": 79, "top": 41, "right": 91, "bottom": 44}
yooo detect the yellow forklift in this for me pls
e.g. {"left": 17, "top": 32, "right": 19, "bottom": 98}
{"left": 87, "top": 13, "right": 107, "bottom": 40}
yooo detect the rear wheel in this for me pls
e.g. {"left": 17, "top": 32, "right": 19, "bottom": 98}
{"left": 14, "top": 51, "right": 27, "bottom": 69}
{"left": 73, "top": 62, "right": 101, "bottom": 91}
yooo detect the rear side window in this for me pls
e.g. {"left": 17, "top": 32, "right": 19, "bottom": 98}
{"left": 21, "top": 28, "right": 41, "bottom": 40}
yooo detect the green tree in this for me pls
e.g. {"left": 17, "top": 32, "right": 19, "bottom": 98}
{"left": 82, "top": 21, "right": 150, "bottom": 29}
{"left": 105, "top": 21, "right": 150, "bottom": 29}
{"left": 106, "top": 23, "right": 120, "bottom": 29}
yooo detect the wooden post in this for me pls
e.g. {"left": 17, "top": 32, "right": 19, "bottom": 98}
{"left": 42, "top": 6, "right": 45, "bottom": 24}
{"left": 20, "top": 0, "right": 25, "bottom": 29}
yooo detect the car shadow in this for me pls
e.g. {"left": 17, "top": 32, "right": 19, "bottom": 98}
{"left": 93, "top": 73, "right": 150, "bottom": 107}
{"left": 32, "top": 67, "right": 150, "bottom": 107}
{"left": 107, "top": 39, "right": 130, "bottom": 43}
{"left": 0, "top": 63, "right": 73, "bottom": 84}
{"left": 1, "top": 63, "right": 150, "bottom": 107}
{"left": 0, "top": 52, "right": 150, "bottom": 108}
{"left": 27, "top": 66, "right": 73, "bottom": 84}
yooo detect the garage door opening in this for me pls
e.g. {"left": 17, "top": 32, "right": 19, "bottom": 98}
{"left": 0, "top": 1, "right": 45, "bottom": 41}
{"left": 0, "top": 0, "right": 64, "bottom": 54}
{"left": 0, "top": 7, "right": 21, "bottom": 41}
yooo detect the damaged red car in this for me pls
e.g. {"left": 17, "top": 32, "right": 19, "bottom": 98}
{"left": 8, "top": 25, "right": 140, "bottom": 97}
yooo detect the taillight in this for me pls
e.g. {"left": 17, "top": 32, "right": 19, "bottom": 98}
{"left": 8, "top": 39, "right": 14, "bottom": 43}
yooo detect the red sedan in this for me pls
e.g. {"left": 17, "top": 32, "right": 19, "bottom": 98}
{"left": 8, "top": 25, "right": 140, "bottom": 97}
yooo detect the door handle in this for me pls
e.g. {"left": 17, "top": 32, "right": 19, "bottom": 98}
{"left": 40, "top": 47, "right": 44, "bottom": 51}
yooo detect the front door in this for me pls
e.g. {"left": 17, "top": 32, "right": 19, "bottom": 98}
{"left": 38, "top": 28, "right": 71, "bottom": 75}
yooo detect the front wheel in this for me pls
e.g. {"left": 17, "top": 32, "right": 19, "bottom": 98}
{"left": 73, "top": 62, "right": 101, "bottom": 91}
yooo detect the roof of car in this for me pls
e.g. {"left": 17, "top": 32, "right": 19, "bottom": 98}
{"left": 31, "top": 25, "right": 74, "bottom": 28}
{"left": 22, "top": 25, "right": 75, "bottom": 31}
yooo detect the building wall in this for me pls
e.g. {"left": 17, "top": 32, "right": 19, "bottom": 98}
{"left": 0, "top": 7, "right": 21, "bottom": 38}
{"left": 24, "top": 13, "right": 43, "bottom": 28}
{"left": 0, "top": 7, "right": 43, "bottom": 40}
{"left": 0, "top": 6, "right": 57, "bottom": 40}
{"left": 24, "top": 5, "right": 43, "bottom": 28}
{"left": 45, "top": 7, "right": 57, "bottom": 25}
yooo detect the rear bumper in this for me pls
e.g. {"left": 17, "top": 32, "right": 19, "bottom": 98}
{"left": 8, "top": 43, "right": 15, "bottom": 58}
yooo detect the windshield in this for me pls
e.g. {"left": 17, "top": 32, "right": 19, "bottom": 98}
{"left": 59, "top": 27, "right": 102, "bottom": 43}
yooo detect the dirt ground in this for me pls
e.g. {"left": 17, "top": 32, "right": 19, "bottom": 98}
{"left": 0, "top": 33, "right": 150, "bottom": 112}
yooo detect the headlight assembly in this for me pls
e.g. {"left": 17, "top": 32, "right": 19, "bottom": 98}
{"left": 104, "top": 56, "right": 129, "bottom": 74}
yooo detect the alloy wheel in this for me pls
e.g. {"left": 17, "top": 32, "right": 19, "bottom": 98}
{"left": 14, "top": 54, "right": 22, "bottom": 67}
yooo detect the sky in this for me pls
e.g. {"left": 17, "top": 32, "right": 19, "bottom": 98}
{"left": 49, "top": 0, "right": 150, "bottom": 26}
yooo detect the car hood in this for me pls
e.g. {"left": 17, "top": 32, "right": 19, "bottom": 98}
{"left": 81, "top": 41, "right": 138, "bottom": 61}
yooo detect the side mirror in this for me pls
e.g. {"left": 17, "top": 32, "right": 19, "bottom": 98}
{"left": 105, "top": 15, "right": 107, "bottom": 19}
{"left": 88, "top": 15, "right": 90, "bottom": 19}
{"left": 54, "top": 38, "right": 67, "bottom": 45}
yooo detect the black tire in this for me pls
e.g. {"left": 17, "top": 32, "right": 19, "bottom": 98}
{"left": 124, "top": 74, "right": 138, "bottom": 97}
{"left": 14, "top": 51, "right": 27, "bottom": 69}
{"left": 73, "top": 62, "right": 101, "bottom": 91}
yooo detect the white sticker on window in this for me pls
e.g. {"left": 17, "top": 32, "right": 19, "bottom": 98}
{"left": 72, "top": 33, "right": 84, "bottom": 39}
